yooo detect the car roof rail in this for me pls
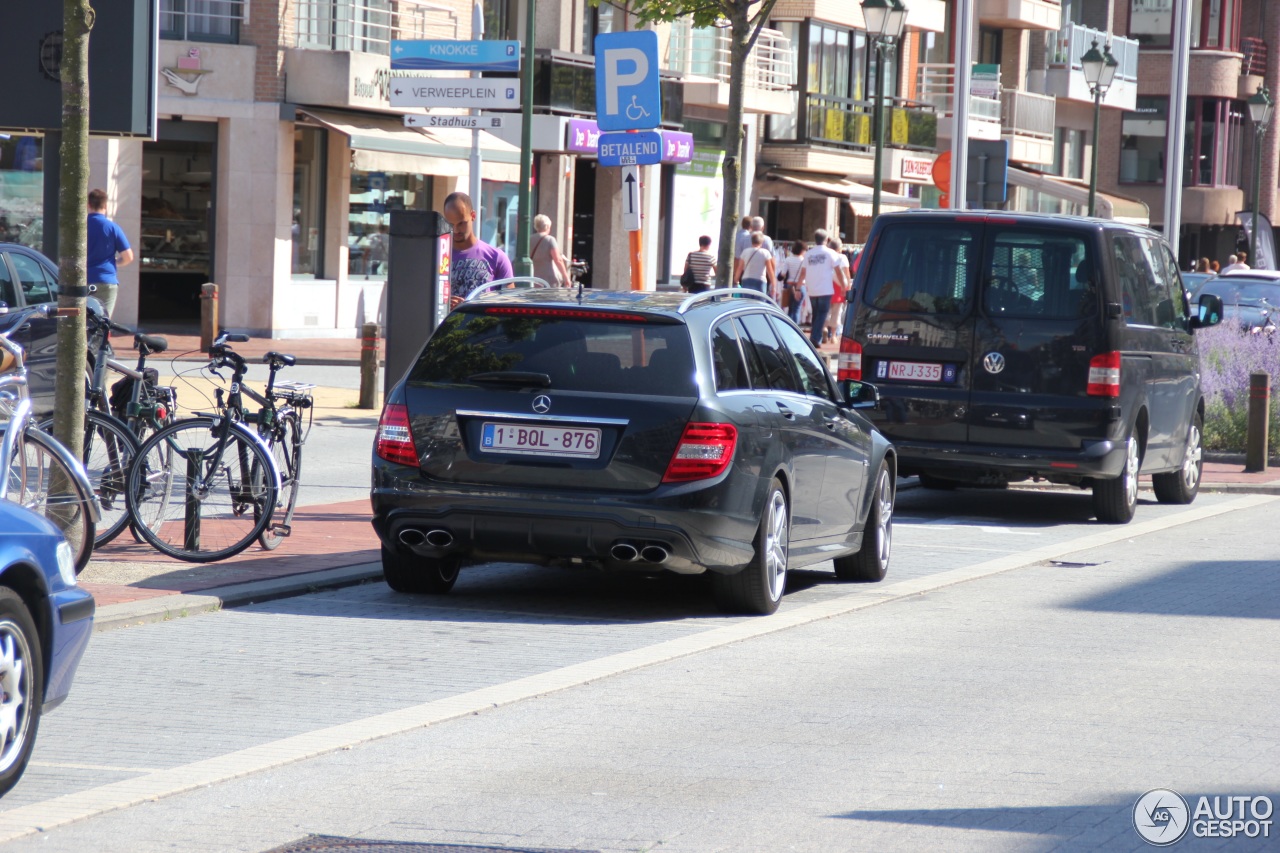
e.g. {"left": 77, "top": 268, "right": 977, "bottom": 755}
{"left": 677, "top": 288, "right": 779, "bottom": 315}
{"left": 465, "top": 276, "right": 555, "bottom": 301}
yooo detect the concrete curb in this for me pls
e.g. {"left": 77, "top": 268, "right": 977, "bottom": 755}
{"left": 92, "top": 563, "right": 383, "bottom": 632}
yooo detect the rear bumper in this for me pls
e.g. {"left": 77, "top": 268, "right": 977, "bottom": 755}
{"left": 893, "top": 437, "right": 1125, "bottom": 482}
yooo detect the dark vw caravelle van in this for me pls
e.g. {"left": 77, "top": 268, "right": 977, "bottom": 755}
{"left": 840, "top": 211, "right": 1224, "bottom": 523}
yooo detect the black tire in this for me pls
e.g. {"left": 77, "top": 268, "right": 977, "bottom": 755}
{"left": 835, "top": 462, "right": 893, "bottom": 582}
{"left": 1093, "top": 433, "right": 1140, "bottom": 524}
{"left": 126, "top": 418, "right": 278, "bottom": 562}
{"left": 713, "top": 478, "right": 789, "bottom": 615}
{"left": 39, "top": 411, "right": 139, "bottom": 549}
{"left": 1153, "top": 412, "right": 1203, "bottom": 505}
{"left": 917, "top": 472, "right": 958, "bottom": 490}
{"left": 257, "top": 412, "right": 303, "bottom": 551}
{"left": 381, "top": 545, "right": 460, "bottom": 595}
{"left": 7, "top": 428, "right": 96, "bottom": 573}
{"left": 0, "top": 588, "right": 44, "bottom": 798}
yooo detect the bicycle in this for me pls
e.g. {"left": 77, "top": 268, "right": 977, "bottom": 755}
{"left": 0, "top": 304, "right": 102, "bottom": 571}
{"left": 238, "top": 351, "right": 312, "bottom": 550}
{"left": 124, "top": 333, "right": 280, "bottom": 562}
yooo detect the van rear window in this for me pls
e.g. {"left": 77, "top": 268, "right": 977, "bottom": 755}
{"left": 408, "top": 312, "right": 696, "bottom": 395}
{"left": 863, "top": 223, "right": 979, "bottom": 315}
{"left": 984, "top": 229, "right": 1097, "bottom": 320}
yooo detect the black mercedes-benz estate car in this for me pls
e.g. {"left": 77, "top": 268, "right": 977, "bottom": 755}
{"left": 371, "top": 287, "right": 896, "bottom": 615}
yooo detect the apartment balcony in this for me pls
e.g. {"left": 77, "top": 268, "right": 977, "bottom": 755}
{"left": 916, "top": 63, "right": 1003, "bottom": 144}
{"left": 160, "top": 0, "right": 247, "bottom": 42}
{"left": 977, "top": 0, "right": 1062, "bottom": 31}
{"left": 294, "top": 0, "right": 461, "bottom": 55}
{"left": 667, "top": 24, "right": 794, "bottom": 114}
{"left": 759, "top": 93, "right": 936, "bottom": 178}
{"left": 766, "top": 0, "right": 947, "bottom": 33}
{"left": 1001, "top": 89, "right": 1055, "bottom": 165}
{"left": 1041, "top": 22, "right": 1138, "bottom": 111}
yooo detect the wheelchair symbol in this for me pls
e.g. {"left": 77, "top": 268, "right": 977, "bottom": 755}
{"left": 625, "top": 95, "right": 651, "bottom": 121}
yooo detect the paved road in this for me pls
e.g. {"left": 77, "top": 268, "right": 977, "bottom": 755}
{"left": 2, "top": 489, "right": 1276, "bottom": 851}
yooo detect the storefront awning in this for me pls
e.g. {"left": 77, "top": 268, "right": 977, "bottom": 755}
{"left": 298, "top": 108, "right": 520, "bottom": 182}
{"left": 755, "top": 169, "right": 921, "bottom": 216}
{"left": 1006, "top": 167, "right": 1150, "bottom": 226}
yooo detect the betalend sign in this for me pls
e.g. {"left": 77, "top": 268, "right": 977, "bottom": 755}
{"left": 597, "top": 131, "right": 662, "bottom": 167}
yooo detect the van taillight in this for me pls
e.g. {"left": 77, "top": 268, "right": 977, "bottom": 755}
{"left": 837, "top": 338, "right": 863, "bottom": 381}
{"left": 1087, "top": 351, "right": 1121, "bottom": 397}
{"left": 376, "top": 403, "right": 419, "bottom": 466}
{"left": 663, "top": 423, "right": 737, "bottom": 483}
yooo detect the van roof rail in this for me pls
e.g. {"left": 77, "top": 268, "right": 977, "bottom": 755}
{"left": 677, "top": 288, "right": 780, "bottom": 315}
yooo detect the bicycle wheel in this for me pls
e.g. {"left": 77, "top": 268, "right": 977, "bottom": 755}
{"left": 5, "top": 428, "right": 96, "bottom": 572}
{"left": 256, "top": 411, "right": 302, "bottom": 551}
{"left": 38, "top": 411, "right": 139, "bottom": 548}
{"left": 126, "top": 417, "right": 278, "bottom": 562}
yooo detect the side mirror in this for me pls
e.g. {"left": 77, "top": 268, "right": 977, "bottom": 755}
{"left": 840, "top": 380, "right": 881, "bottom": 410}
{"left": 1190, "top": 293, "right": 1223, "bottom": 329}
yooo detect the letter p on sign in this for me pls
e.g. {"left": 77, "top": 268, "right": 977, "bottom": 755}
{"left": 594, "top": 31, "right": 661, "bottom": 132}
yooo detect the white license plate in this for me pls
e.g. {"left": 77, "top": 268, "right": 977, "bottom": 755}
{"left": 886, "top": 361, "right": 944, "bottom": 382}
{"left": 480, "top": 422, "right": 602, "bottom": 458}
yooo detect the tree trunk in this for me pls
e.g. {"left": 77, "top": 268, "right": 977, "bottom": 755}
{"left": 715, "top": 8, "right": 751, "bottom": 290}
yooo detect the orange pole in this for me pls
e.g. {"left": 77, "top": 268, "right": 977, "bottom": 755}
{"left": 629, "top": 227, "right": 643, "bottom": 291}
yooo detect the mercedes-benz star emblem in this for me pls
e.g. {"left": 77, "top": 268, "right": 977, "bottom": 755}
{"left": 983, "top": 352, "right": 1006, "bottom": 374}
{"left": 532, "top": 395, "right": 551, "bottom": 414}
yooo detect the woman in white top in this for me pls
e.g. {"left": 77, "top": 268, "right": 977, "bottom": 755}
{"left": 531, "top": 214, "right": 572, "bottom": 286}
{"left": 734, "top": 231, "right": 776, "bottom": 295}
{"left": 778, "top": 241, "right": 807, "bottom": 322}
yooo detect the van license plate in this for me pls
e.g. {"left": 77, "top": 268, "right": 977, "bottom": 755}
{"left": 884, "top": 361, "right": 945, "bottom": 382}
{"left": 480, "top": 423, "right": 602, "bottom": 459}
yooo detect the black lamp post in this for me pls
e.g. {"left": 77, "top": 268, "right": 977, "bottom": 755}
{"left": 1248, "top": 84, "right": 1272, "bottom": 267}
{"left": 861, "top": 0, "right": 907, "bottom": 221}
{"left": 1080, "top": 40, "right": 1117, "bottom": 217}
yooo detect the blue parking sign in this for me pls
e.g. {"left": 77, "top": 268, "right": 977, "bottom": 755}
{"left": 594, "top": 31, "right": 661, "bottom": 132}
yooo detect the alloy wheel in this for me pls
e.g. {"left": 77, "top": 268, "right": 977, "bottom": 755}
{"left": 765, "top": 490, "right": 788, "bottom": 601}
{"left": 1182, "top": 423, "right": 1202, "bottom": 491}
{"left": 0, "top": 621, "right": 33, "bottom": 774}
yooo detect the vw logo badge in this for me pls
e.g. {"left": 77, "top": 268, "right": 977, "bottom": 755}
{"left": 983, "top": 352, "right": 1006, "bottom": 375}
{"left": 532, "top": 395, "right": 552, "bottom": 414}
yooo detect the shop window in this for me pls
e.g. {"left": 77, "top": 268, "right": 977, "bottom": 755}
{"left": 0, "top": 136, "right": 43, "bottom": 249}
{"left": 1183, "top": 97, "right": 1244, "bottom": 188}
{"left": 1129, "top": 0, "right": 1241, "bottom": 51}
{"left": 766, "top": 21, "right": 801, "bottom": 140}
{"left": 485, "top": 0, "right": 515, "bottom": 42}
{"left": 160, "top": 0, "right": 242, "bottom": 43}
{"left": 581, "top": 0, "right": 616, "bottom": 54}
{"left": 293, "top": 128, "right": 326, "bottom": 278}
{"left": 348, "top": 172, "right": 431, "bottom": 279}
{"left": 480, "top": 179, "right": 521, "bottom": 260}
{"left": 1051, "top": 127, "right": 1085, "bottom": 181}
{"left": 1120, "top": 97, "right": 1167, "bottom": 184}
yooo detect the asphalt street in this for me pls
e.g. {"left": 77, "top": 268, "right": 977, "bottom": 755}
{"left": 0, "top": 486, "right": 1275, "bottom": 852}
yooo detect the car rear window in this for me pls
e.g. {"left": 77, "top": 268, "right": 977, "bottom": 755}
{"left": 863, "top": 222, "right": 980, "bottom": 315}
{"left": 984, "top": 228, "right": 1098, "bottom": 319}
{"left": 408, "top": 311, "right": 697, "bottom": 395}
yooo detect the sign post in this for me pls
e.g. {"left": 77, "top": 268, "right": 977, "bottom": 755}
{"left": 594, "top": 31, "right": 662, "bottom": 290}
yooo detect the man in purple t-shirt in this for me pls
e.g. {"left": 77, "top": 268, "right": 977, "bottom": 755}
{"left": 444, "top": 191, "right": 512, "bottom": 307}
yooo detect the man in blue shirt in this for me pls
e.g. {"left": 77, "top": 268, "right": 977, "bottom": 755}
{"left": 86, "top": 188, "right": 134, "bottom": 317}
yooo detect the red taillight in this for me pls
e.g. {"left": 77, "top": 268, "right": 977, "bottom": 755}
{"left": 837, "top": 338, "right": 863, "bottom": 381}
{"left": 1087, "top": 351, "right": 1122, "bottom": 397}
{"left": 375, "top": 403, "right": 419, "bottom": 466}
{"left": 482, "top": 306, "right": 647, "bottom": 322}
{"left": 155, "top": 404, "right": 168, "bottom": 421}
{"left": 663, "top": 423, "right": 737, "bottom": 483}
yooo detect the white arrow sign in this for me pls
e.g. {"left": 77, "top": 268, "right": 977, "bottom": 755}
{"left": 404, "top": 114, "right": 507, "bottom": 130}
{"left": 389, "top": 79, "right": 520, "bottom": 109}
{"left": 621, "top": 165, "right": 641, "bottom": 232}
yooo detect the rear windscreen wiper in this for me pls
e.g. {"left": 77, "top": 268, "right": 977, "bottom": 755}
{"left": 467, "top": 371, "right": 552, "bottom": 387}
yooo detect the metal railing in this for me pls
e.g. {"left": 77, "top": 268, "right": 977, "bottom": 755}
{"left": 1051, "top": 22, "right": 1139, "bottom": 82}
{"left": 804, "top": 92, "right": 937, "bottom": 152}
{"left": 160, "top": 0, "right": 246, "bottom": 41}
{"left": 294, "top": 0, "right": 459, "bottom": 55}
{"left": 666, "top": 23, "right": 794, "bottom": 92}
{"left": 916, "top": 63, "right": 1002, "bottom": 122}
{"left": 1001, "top": 89, "right": 1055, "bottom": 139}
{"left": 1242, "top": 37, "right": 1268, "bottom": 76}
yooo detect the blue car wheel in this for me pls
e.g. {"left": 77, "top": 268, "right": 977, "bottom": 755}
{"left": 0, "top": 588, "right": 43, "bottom": 797}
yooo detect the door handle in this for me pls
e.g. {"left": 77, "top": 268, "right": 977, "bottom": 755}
{"left": 776, "top": 403, "right": 795, "bottom": 420}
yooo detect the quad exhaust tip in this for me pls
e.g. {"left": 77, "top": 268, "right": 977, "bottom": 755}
{"left": 640, "top": 544, "right": 670, "bottom": 564}
{"left": 424, "top": 529, "right": 454, "bottom": 548}
{"left": 398, "top": 528, "right": 454, "bottom": 549}
{"left": 610, "top": 542, "right": 639, "bottom": 562}
{"left": 398, "top": 528, "right": 426, "bottom": 546}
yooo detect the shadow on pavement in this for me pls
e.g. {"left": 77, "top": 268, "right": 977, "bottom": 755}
{"left": 899, "top": 486, "right": 1119, "bottom": 526}
{"left": 1064, "top": 560, "right": 1280, "bottom": 620}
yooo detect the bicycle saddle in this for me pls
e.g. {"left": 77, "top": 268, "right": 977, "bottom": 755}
{"left": 264, "top": 351, "right": 296, "bottom": 368}
{"left": 135, "top": 333, "right": 169, "bottom": 353}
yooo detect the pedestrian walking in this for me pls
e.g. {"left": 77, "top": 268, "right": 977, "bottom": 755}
{"left": 444, "top": 191, "right": 513, "bottom": 306}
{"left": 778, "top": 241, "right": 807, "bottom": 323}
{"left": 681, "top": 236, "right": 716, "bottom": 293}
{"left": 734, "top": 232, "right": 776, "bottom": 295}
{"left": 86, "top": 188, "right": 134, "bottom": 318}
{"left": 1196, "top": 257, "right": 1211, "bottom": 273}
{"left": 531, "top": 214, "right": 572, "bottom": 287}
{"left": 1221, "top": 251, "right": 1250, "bottom": 273}
{"left": 734, "top": 216, "right": 753, "bottom": 260}
{"left": 749, "top": 216, "right": 775, "bottom": 255}
{"left": 796, "top": 229, "right": 841, "bottom": 348}
{"left": 825, "top": 237, "right": 851, "bottom": 343}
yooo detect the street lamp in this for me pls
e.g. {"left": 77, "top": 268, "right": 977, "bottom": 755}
{"left": 862, "top": 0, "right": 908, "bottom": 221}
{"left": 1248, "top": 84, "right": 1272, "bottom": 267}
{"left": 1080, "top": 40, "right": 1117, "bottom": 217}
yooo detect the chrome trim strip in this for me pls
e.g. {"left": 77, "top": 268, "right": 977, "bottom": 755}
{"left": 455, "top": 409, "right": 630, "bottom": 426}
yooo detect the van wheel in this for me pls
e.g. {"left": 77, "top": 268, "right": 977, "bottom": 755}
{"left": 835, "top": 463, "right": 893, "bottom": 582}
{"left": 1153, "top": 412, "right": 1202, "bottom": 505}
{"left": 713, "top": 480, "right": 788, "bottom": 615}
{"left": 1093, "top": 435, "right": 1140, "bottom": 524}
{"left": 381, "top": 545, "right": 459, "bottom": 595}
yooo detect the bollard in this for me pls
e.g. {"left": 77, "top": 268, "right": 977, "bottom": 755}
{"left": 199, "top": 283, "right": 219, "bottom": 353}
{"left": 1245, "top": 371, "right": 1270, "bottom": 472}
{"left": 358, "top": 321, "right": 381, "bottom": 409}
